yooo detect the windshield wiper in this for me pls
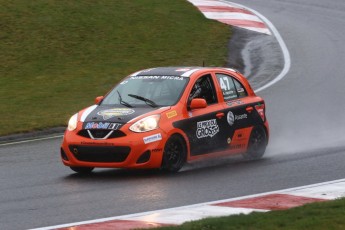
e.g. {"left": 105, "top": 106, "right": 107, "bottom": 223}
{"left": 128, "top": 94, "right": 158, "bottom": 108}
{"left": 117, "top": 91, "right": 133, "bottom": 108}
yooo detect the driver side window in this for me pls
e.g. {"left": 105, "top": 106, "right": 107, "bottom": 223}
{"left": 188, "top": 74, "right": 217, "bottom": 105}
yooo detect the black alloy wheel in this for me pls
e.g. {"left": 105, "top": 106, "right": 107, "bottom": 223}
{"left": 243, "top": 126, "right": 267, "bottom": 160}
{"left": 161, "top": 135, "right": 187, "bottom": 173}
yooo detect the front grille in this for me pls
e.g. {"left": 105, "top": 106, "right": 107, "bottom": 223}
{"left": 77, "top": 129, "right": 126, "bottom": 139}
{"left": 69, "top": 145, "right": 130, "bottom": 163}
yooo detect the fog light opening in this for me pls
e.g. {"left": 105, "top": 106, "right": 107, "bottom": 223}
{"left": 60, "top": 148, "right": 69, "bottom": 161}
{"left": 136, "top": 150, "right": 151, "bottom": 164}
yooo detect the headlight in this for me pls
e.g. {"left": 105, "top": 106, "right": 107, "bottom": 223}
{"left": 67, "top": 113, "right": 78, "bottom": 131}
{"left": 129, "top": 114, "right": 160, "bottom": 132}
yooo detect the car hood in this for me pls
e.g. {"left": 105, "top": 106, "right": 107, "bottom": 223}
{"left": 81, "top": 105, "right": 168, "bottom": 129}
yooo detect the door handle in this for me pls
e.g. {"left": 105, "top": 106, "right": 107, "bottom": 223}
{"left": 216, "top": 112, "right": 225, "bottom": 119}
{"left": 246, "top": 106, "right": 254, "bottom": 113}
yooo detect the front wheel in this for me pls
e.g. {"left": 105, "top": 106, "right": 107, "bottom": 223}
{"left": 70, "top": 166, "right": 94, "bottom": 174}
{"left": 243, "top": 126, "right": 267, "bottom": 160}
{"left": 161, "top": 135, "right": 187, "bottom": 173}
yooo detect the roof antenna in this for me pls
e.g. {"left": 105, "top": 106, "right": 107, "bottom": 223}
{"left": 202, "top": 60, "right": 205, "bottom": 67}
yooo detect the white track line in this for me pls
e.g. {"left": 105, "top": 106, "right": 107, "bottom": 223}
{"left": 221, "top": 0, "right": 291, "bottom": 92}
{"left": 0, "top": 135, "right": 63, "bottom": 147}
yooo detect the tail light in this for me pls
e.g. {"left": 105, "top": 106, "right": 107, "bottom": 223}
{"left": 255, "top": 103, "right": 266, "bottom": 122}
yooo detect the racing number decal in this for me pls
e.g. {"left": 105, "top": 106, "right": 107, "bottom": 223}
{"left": 219, "top": 76, "right": 231, "bottom": 91}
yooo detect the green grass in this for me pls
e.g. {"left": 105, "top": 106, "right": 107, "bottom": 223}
{"left": 155, "top": 198, "right": 345, "bottom": 230}
{"left": 0, "top": 0, "right": 230, "bottom": 135}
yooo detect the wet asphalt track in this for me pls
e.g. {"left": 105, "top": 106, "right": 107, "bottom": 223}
{"left": 1, "top": 0, "right": 345, "bottom": 229}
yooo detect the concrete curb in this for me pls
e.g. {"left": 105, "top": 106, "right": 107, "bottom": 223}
{"left": 31, "top": 178, "right": 345, "bottom": 230}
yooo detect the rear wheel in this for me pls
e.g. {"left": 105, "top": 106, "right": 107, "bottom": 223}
{"left": 161, "top": 135, "right": 187, "bottom": 173}
{"left": 243, "top": 126, "right": 267, "bottom": 160}
{"left": 70, "top": 166, "right": 94, "bottom": 174}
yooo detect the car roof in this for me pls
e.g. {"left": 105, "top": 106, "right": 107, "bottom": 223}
{"left": 130, "top": 67, "right": 240, "bottom": 78}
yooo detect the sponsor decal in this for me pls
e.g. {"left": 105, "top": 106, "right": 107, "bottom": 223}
{"left": 166, "top": 110, "right": 177, "bottom": 119}
{"left": 227, "top": 111, "right": 235, "bottom": 126}
{"left": 235, "top": 114, "right": 248, "bottom": 120}
{"left": 84, "top": 122, "right": 122, "bottom": 130}
{"left": 226, "top": 101, "right": 234, "bottom": 107}
{"left": 227, "top": 137, "right": 232, "bottom": 144}
{"left": 223, "top": 90, "right": 236, "bottom": 96}
{"left": 143, "top": 133, "right": 162, "bottom": 144}
{"left": 97, "top": 108, "right": 135, "bottom": 120}
{"left": 237, "top": 88, "right": 245, "bottom": 93}
{"left": 152, "top": 148, "right": 163, "bottom": 152}
{"left": 226, "top": 100, "right": 244, "bottom": 107}
{"left": 196, "top": 119, "right": 219, "bottom": 138}
{"left": 227, "top": 112, "right": 247, "bottom": 126}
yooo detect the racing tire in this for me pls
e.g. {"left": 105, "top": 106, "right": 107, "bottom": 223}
{"left": 161, "top": 135, "right": 187, "bottom": 173}
{"left": 243, "top": 126, "right": 267, "bottom": 160}
{"left": 70, "top": 166, "right": 94, "bottom": 174}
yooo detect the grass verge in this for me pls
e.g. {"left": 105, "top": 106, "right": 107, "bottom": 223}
{"left": 155, "top": 197, "right": 345, "bottom": 230}
{"left": 0, "top": 0, "right": 230, "bottom": 136}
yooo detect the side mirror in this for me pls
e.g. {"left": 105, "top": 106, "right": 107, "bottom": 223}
{"left": 95, "top": 96, "right": 104, "bottom": 104}
{"left": 190, "top": 98, "right": 207, "bottom": 110}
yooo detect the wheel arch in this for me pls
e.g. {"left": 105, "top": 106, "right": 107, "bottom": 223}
{"left": 165, "top": 129, "right": 190, "bottom": 159}
{"left": 160, "top": 130, "right": 189, "bottom": 172}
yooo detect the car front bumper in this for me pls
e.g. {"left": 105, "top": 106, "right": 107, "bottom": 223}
{"left": 60, "top": 128, "right": 167, "bottom": 169}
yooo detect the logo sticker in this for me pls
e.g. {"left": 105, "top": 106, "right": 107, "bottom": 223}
{"left": 84, "top": 122, "right": 122, "bottom": 130}
{"left": 152, "top": 148, "right": 163, "bottom": 152}
{"left": 227, "top": 111, "right": 235, "bottom": 126}
{"left": 226, "top": 100, "right": 244, "bottom": 107}
{"left": 143, "top": 133, "right": 162, "bottom": 144}
{"left": 227, "top": 137, "right": 232, "bottom": 144}
{"left": 166, "top": 110, "right": 177, "bottom": 119}
{"left": 227, "top": 112, "right": 247, "bottom": 126}
{"left": 196, "top": 119, "right": 219, "bottom": 139}
{"left": 235, "top": 114, "right": 248, "bottom": 121}
{"left": 97, "top": 108, "right": 135, "bottom": 120}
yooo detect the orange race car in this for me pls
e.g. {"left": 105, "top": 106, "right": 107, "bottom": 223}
{"left": 60, "top": 67, "right": 269, "bottom": 173}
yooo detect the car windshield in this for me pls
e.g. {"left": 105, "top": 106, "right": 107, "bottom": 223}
{"left": 101, "top": 75, "right": 189, "bottom": 107}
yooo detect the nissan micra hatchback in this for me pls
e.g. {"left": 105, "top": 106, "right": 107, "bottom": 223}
{"left": 61, "top": 67, "right": 269, "bottom": 173}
